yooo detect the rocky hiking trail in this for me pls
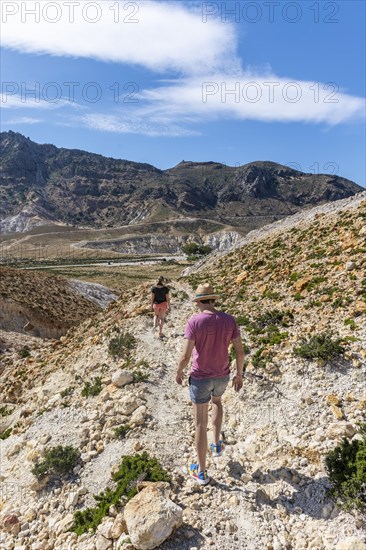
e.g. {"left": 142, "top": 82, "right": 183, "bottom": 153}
{"left": 1, "top": 192, "right": 366, "bottom": 550}
{"left": 120, "top": 287, "right": 366, "bottom": 550}
{"left": 71, "top": 280, "right": 364, "bottom": 550}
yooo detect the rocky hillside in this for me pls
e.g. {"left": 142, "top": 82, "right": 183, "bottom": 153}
{"left": 0, "top": 267, "right": 117, "bottom": 340}
{"left": 0, "top": 194, "right": 365, "bottom": 549}
{"left": 0, "top": 131, "right": 363, "bottom": 234}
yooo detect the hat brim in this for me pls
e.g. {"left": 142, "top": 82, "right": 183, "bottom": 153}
{"left": 193, "top": 294, "right": 220, "bottom": 302}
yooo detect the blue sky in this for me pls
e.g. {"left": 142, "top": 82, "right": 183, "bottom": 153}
{"left": 1, "top": 0, "right": 365, "bottom": 186}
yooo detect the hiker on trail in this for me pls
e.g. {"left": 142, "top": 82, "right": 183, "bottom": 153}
{"left": 176, "top": 283, "right": 244, "bottom": 485}
{"left": 151, "top": 276, "right": 170, "bottom": 338}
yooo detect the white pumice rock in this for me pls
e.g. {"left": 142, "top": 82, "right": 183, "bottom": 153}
{"left": 111, "top": 369, "right": 134, "bottom": 387}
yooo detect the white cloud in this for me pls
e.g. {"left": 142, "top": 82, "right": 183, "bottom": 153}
{"left": 138, "top": 74, "right": 366, "bottom": 125}
{"left": 77, "top": 113, "right": 198, "bottom": 137}
{"left": 2, "top": 1, "right": 363, "bottom": 132}
{"left": 0, "top": 93, "right": 78, "bottom": 109}
{"left": 3, "top": 116, "right": 43, "bottom": 124}
{"left": 69, "top": 74, "right": 365, "bottom": 137}
{"left": 1, "top": 1, "right": 239, "bottom": 74}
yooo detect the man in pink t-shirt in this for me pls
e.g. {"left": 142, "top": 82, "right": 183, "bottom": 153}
{"left": 176, "top": 283, "right": 245, "bottom": 485}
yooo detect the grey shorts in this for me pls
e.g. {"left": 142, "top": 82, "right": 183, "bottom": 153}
{"left": 189, "top": 375, "right": 230, "bottom": 404}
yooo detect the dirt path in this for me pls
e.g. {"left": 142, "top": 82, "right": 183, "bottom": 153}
{"left": 126, "top": 285, "right": 254, "bottom": 549}
{"left": 136, "top": 285, "right": 195, "bottom": 469}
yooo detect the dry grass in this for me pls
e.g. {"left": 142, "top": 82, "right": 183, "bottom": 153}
{"left": 35, "top": 261, "right": 187, "bottom": 291}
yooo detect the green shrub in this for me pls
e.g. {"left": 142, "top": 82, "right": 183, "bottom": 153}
{"left": 293, "top": 332, "right": 345, "bottom": 361}
{"left": 0, "top": 406, "right": 12, "bottom": 416}
{"left": 255, "top": 309, "right": 293, "bottom": 329}
{"left": 18, "top": 348, "right": 31, "bottom": 358}
{"left": 305, "top": 276, "right": 326, "bottom": 291}
{"left": 182, "top": 242, "right": 212, "bottom": 256}
{"left": 60, "top": 387, "right": 73, "bottom": 398}
{"left": 108, "top": 332, "right": 136, "bottom": 359}
{"left": 263, "top": 291, "right": 281, "bottom": 300}
{"left": 344, "top": 318, "right": 358, "bottom": 331}
{"left": 0, "top": 428, "right": 12, "bottom": 440}
{"left": 259, "top": 331, "right": 288, "bottom": 346}
{"left": 252, "top": 347, "right": 274, "bottom": 369}
{"left": 73, "top": 452, "right": 170, "bottom": 535}
{"left": 32, "top": 445, "right": 80, "bottom": 480}
{"left": 81, "top": 377, "right": 102, "bottom": 397}
{"left": 133, "top": 370, "right": 149, "bottom": 383}
{"left": 114, "top": 425, "right": 131, "bottom": 439}
{"left": 325, "top": 424, "right": 366, "bottom": 512}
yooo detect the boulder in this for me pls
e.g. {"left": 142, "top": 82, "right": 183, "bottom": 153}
{"left": 119, "top": 395, "right": 140, "bottom": 415}
{"left": 96, "top": 534, "right": 112, "bottom": 550}
{"left": 124, "top": 482, "right": 183, "bottom": 550}
{"left": 112, "top": 369, "right": 134, "bottom": 388}
{"left": 236, "top": 271, "right": 248, "bottom": 285}
{"left": 130, "top": 406, "right": 147, "bottom": 427}
{"left": 351, "top": 301, "right": 366, "bottom": 316}
{"left": 111, "top": 513, "right": 127, "bottom": 539}
{"left": 55, "top": 513, "right": 74, "bottom": 534}
{"left": 326, "top": 423, "right": 356, "bottom": 439}
{"left": 2, "top": 513, "right": 19, "bottom": 532}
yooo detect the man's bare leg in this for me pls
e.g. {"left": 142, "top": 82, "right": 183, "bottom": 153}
{"left": 193, "top": 403, "right": 208, "bottom": 472}
{"left": 211, "top": 396, "right": 223, "bottom": 445}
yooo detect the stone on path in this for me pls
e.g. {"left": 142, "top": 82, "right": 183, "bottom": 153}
{"left": 124, "top": 482, "right": 183, "bottom": 550}
{"left": 112, "top": 369, "right": 134, "bottom": 387}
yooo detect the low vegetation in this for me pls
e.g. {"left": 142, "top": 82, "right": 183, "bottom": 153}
{"left": 293, "top": 332, "right": 345, "bottom": 362}
{"left": 181, "top": 242, "right": 212, "bottom": 257}
{"left": 108, "top": 330, "right": 136, "bottom": 360}
{"left": 32, "top": 445, "right": 80, "bottom": 480}
{"left": 18, "top": 348, "right": 31, "bottom": 358}
{"left": 81, "top": 377, "right": 103, "bottom": 397}
{"left": 114, "top": 425, "right": 131, "bottom": 439}
{"left": 133, "top": 370, "right": 149, "bottom": 383}
{"left": 326, "top": 424, "right": 366, "bottom": 513}
{"left": 0, "top": 428, "right": 12, "bottom": 440}
{"left": 73, "top": 452, "right": 170, "bottom": 535}
{"left": 0, "top": 406, "right": 13, "bottom": 416}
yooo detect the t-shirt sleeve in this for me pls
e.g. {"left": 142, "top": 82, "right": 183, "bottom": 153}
{"left": 184, "top": 319, "right": 195, "bottom": 340}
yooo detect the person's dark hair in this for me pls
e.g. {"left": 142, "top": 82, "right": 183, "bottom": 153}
{"left": 157, "top": 276, "right": 165, "bottom": 285}
{"left": 199, "top": 299, "right": 215, "bottom": 304}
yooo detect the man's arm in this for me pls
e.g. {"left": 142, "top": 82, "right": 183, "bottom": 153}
{"left": 150, "top": 292, "right": 155, "bottom": 310}
{"left": 232, "top": 336, "right": 245, "bottom": 391}
{"left": 176, "top": 338, "right": 195, "bottom": 384}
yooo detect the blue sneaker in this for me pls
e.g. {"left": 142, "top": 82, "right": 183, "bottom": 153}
{"left": 210, "top": 440, "right": 225, "bottom": 457}
{"left": 189, "top": 463, "right": 210, "bottom": 486}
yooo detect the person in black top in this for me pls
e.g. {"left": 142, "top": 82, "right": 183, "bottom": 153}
{"left": 150, "top": 276, "right": 170, "bottom": 338}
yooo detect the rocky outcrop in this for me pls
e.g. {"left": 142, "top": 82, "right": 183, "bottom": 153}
{"left": 0, "top": 267, "right": 116, "bottom": 339}
{"left": 67, "top": 280, "right": 118, "bottom": 309}
{"left": 75, "top": 230, "right": 242, "bottom": 255}
{"left": 0, "top": 204, "right": 62, "bottom": 234}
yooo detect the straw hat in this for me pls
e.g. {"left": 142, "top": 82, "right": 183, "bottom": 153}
{"left": 193, "top": 283, "right": 220, "bottom": 302}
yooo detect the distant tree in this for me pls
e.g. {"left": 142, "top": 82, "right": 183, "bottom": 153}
{"left": 182, "top": 242, "right": 199, "bottom": 255}
{"left": 182, "top": 242, "right": 212, "bottom": 257}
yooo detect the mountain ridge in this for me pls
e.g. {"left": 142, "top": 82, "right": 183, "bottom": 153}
{"left": 1, "top": 131, "right": 363, "bottom": 235}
